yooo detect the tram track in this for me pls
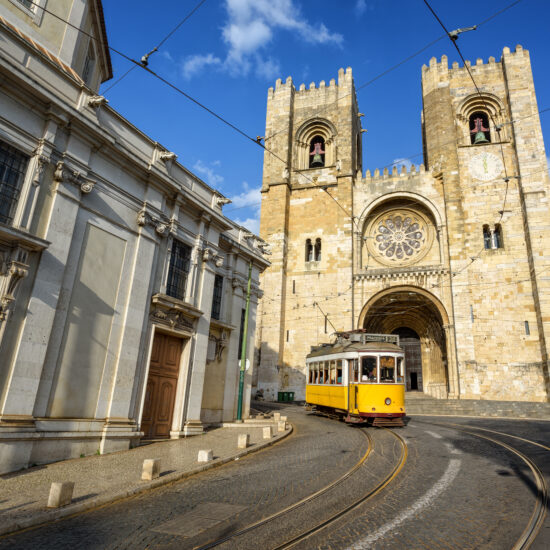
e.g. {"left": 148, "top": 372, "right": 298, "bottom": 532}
{"left": 422, "top": 421, "right": 548, "bottom": 550}
{"left": 194, "top": 428, "right": 408, "bottom": 550}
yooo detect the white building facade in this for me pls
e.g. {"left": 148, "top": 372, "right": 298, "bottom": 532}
{"left": 0, "top": 0, "right": 269, "bottom": 474}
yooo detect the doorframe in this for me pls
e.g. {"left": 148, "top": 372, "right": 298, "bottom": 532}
{"left": 137, "top": 324, "right": 192, "bottom": 438}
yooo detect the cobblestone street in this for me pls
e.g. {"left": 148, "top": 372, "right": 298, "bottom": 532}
{"left": 1, "top": 405, "right": 548, "bottom": 549}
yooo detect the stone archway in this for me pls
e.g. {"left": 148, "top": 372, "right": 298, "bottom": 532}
{"left": 393, "top": 327, "right": 422, "bottom": 391}
{"left": 358, "top": 287, "right": 450, "bottom": 399}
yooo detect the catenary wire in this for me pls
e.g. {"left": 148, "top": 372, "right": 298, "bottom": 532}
{"left": 102, "top": 0, "right": 209, "bottom": 94}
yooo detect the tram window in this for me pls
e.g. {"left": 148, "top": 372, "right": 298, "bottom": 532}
{"left": 330, "top": 361, "right": 336, "bottom": 384}
{"left": 361, "top": 356, "right": 377, "bottom": 382}
{"left": 380, "top": 356, "right": 396, "bottom": 383}
{"left": 323, "top": 362, "right": 329, "bottom": 384}
{"left": 313, "top": 363, "right": 318, "bottom": 383}
{"left": 309, "top": 365, "right": 313, "bottom": 383}
{"left": 336, "top": 360, "right": 342, "bottom": 384}
{"left": 397, "top": 357, "right": 404, "bottom": 383}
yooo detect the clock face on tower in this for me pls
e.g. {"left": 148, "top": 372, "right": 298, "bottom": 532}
{"left": 469, "top": 152, "right": 503, "bottom": 181}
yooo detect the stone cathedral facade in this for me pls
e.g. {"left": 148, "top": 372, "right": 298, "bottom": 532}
{"left": 255, "top": 45, "right": 550, "bottom": 404}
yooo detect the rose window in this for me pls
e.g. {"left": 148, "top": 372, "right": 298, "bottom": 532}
{"left": 368, "top": 211, "right": 429, "bottom": 265}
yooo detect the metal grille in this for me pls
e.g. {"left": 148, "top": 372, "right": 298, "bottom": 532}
{"left": 166, "top": 240, "right": 191, "bottom": 301}
{"left": 0, "top": 141, "right": 29, "bottom": 225}
{"left": 211, "top": 274, "right": 223, "bottom": 320}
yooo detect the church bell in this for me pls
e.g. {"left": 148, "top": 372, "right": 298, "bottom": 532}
{"left": 473, "top": 131, "right": 489, "bottom": 144}
{"left": 311, "top": 154, "right": 324, "bottom": 167}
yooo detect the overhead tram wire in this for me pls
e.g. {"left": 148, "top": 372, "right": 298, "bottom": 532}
{"left": 262, "top": 0, "right": 526, "bottom": 144}
{"left": 26, "top": 1, "right": 358, "bottom": 223}
{"left": 102, "top": 0, "right": 209, "bottom": 94}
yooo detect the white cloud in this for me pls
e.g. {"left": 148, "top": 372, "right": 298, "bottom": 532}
{"left": 228, "top": 182, "right": 262, "bottom": 234}
{"left": 234, "top": 215, "right": 260, "bottom": 234}
{"left": 229, "top": 182, "right": 261, "bottom": 208}
{"left": 181, "top": 53, "right": 222, "bottom": 79}
{"left": 391, "top": 157, "right": 413, "bottom": 171}
{"left": 222, "top": 0, "right": 343, "bottom": 76}
{"left": 255, "top": 56, "right": 281, "bottom": 80}
{"left": 355, "top": 0, "right": 367, "bottom": 15}
{"left": 160, "top": 50, "right": 174, "bottom": 62}
{"left": 193, "top": 160, "right": 224, "bottom": 188}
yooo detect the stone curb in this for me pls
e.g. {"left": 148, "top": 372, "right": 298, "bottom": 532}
{"left": 0, "top": 425, "right": 293, "bottom": 538}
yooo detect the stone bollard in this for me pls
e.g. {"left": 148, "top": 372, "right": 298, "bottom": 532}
{"left": 47, "top": 482, "right": 74, "bottom": 508}
{"left": 141, "top": 458, "right": 161, "bottom": 481}
{"left": 198, "top": 449, "right": 213, "bottom": 462}
{"left": 263, "top": 426, "right": 272, "bottom": 439}
{"left": 273, "top": 412, "right": 281, "bottom": 421}
{"left": 238, "top": 434, "right": 249, "bottom": 449}
{"left": 278, "top": 420, "right": 286, "bottom": 432}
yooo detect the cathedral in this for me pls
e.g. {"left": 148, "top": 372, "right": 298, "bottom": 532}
{"left": 254, "top": 45, "right": 550, "bottom": 403}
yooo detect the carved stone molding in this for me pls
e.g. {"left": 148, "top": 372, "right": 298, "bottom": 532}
{"left": 150, "top": 293, "right": 201, "bottom": 334}
{"left": 207, "top": 330, "right": 228, "bottom": 363}
{"left": 159, "top": 151, "right": 177, "bottom": 162}
{"left": 136, "top": 204, "right": 172, "bottom": 237}
{"left": 0, "top": 246, "right": 30, "bottom": 323}
{"left": 202, "top": 247, "right": 224, "bottom": 267}
{"left": 212, "top": 193, "right": 231, "bottom": 209}
{"left": 88, "top": 95, "right": 108, "bottom": 108}
{"left": 33, "top": 155, "right": 49, "bottom": 186}
{"left": 54, "top": 161, "right": 95, "bottom": 194}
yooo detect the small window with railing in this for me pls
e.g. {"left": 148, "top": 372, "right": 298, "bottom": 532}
{"left": 166, "top": 239, "right": 191, "bottom": 301}
{"left": 0, "top": 140, "right": 29, "bottom": 225}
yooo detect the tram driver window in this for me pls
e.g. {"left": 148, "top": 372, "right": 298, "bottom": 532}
{"left": 361, "top": 356, "right": 377, "bottom": 382}
{"left": 396, "top": 357, "right": 404, "bottom": 383}
{"left": 352, "top": 359, "right": 359, "bottom": 383}
{"left": 380, "top": 356, "right": 396, "bottom": 383}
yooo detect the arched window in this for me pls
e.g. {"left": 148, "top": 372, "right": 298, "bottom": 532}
{"left": 483, "top": 225, "right": 491, "bottom": 249}
{"left": 469, "top": 111, "right": 491, "bottom": 144}
{"left": 314, "top": 238, "right": 322, "bottom": 261}
{"left": 483, "top": 224, "right": 503, "bottom": 250}
{"left": 309, "top": 136, "right": 325, "bottom": 168}
{"left": 305, "top": 239, "right": 313, "bottom": 262}
{"left": 493, "top": 224, "right": 503, "bottom": 249}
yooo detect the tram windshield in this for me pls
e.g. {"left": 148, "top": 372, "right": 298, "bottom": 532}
{"left": 361, "top": 356, "right": 377, "bottom": 382}
{"left": 380, "top": 356, "right": 396, "bottom": 383}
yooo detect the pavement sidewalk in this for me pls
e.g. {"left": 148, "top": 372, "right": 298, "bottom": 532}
{"left": 0, "top": 416, "right": 291, "bottom": 537}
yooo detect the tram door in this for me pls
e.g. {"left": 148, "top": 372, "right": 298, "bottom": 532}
{"left": 348, "top": 359, "right": 359, "bottom": 414}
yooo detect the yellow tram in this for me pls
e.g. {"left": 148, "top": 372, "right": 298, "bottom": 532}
{"left": 305, "top": 331, "right": 405, "bottom": 427}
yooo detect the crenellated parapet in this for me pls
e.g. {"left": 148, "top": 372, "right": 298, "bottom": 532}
{"left": 267, "top": 67, "right": 354, "bottom": 101}
{"left": 358, "top": 163, "right": 429, "bottom": 186}
{"left": 421, "top": 45, "right": 530, "bottom": 94}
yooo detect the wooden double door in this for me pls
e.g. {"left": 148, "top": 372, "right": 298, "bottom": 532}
{"left": 141, "top": 333, "right": 183, "bottom": 439}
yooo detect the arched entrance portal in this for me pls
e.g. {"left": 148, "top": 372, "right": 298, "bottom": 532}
{"left": 359, "top": 287, "right": 449, "bottom": 398}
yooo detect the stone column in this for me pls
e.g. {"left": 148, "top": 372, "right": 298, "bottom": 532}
{"left": 182, "top": 247, "right": 217, "bottom": 435}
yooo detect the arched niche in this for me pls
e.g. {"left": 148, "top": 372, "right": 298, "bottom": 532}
{"left": 456, "top": 93, "right": 507, "bottom": 145}
{"left": 294, "top": 117, "right": 337, "bottom": 170}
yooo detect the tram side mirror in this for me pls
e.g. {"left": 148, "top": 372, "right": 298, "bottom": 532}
{"left": 399, "top": 359, "right": 404, "bottom": 377}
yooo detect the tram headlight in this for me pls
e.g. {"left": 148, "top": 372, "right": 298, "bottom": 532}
{"left": 385, "top": 397, "right": 391, "bottom": 405}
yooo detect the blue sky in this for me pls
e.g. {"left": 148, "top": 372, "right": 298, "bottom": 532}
{"left": 100, "top": 0, "right": 550, "bottom": 234}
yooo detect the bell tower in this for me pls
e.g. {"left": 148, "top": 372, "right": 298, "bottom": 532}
{"left": 256, "top": 69, "right": 363, "bottom": 401}
{"left": 421, "top": 46, "right": 550, "bottom": 400}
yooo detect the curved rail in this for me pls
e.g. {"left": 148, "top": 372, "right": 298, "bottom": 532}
{"left": 273, "top": 429, "right": 408, "bottom": 549}
{"left": 429, "top": 422, "right": 548, "bottom": 550}
{"left": 194, "top": 428, "right": 374, "bottom": 550}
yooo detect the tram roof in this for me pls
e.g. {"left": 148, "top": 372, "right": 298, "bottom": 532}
{"left": 307, "top": 341, "right": 403, "bottom": 358}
